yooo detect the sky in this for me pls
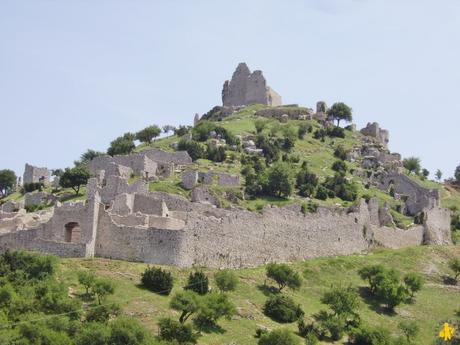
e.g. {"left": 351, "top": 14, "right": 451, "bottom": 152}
{"left": 1, "top": 0, "right": 459, "bottom": 180}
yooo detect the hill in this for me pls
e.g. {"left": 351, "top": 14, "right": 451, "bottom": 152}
{"left": 57, "top": 245, "right": 460, "bottom": 345}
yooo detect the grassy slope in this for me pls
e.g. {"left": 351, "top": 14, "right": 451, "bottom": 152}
{"left": 58, "top": 246, "right": 460, "bottom": 345}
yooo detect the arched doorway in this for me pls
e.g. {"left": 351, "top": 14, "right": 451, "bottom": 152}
{"left": 64, "top": 222, "right": 81, "bottom": 243}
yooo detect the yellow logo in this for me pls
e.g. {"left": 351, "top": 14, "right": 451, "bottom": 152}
{"left": 439, "top": 322, "right": 455, "bottom": 341}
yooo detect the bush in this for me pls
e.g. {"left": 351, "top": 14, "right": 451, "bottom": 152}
{"left": 214, "top": 270, "right": 238, "bottom": 293}
{"left": 0, "top": 250, "right": 56, "bottom": 281}
{"left": 178, "top": 140, "right": 206, "bottom": 161}
{"left": 158, "top": 317, "right": 198, "bottom": 344}
{"left": 402, "top": 157, "right": 421, "bottom": 175}
{"left": 258, "top": 328, "right": 300, "bottom": 345}
{"left": 93, "top": 278, "right": 115, "bottom": 304}
{"left": 23, "top": 182, "right": 44, "bottom": 193}
{"left": 263, "top": 295, "right": 304, "bottom": 323}
{"left": 332, "top": 160, "right": 347, "bottom": 174}
{"left": 305, "top": 332, "right": 319, "bottom": 345}
{"left": 109, "top": 316, "right": 155, "bottom": 345}
{"left": 301, "top": 201, "right": 318, "bottom": 214}
{"left": 266, "top": 162, "right": 295, "bottom": 198}
{"left": 140, "top": 266, "right": 173, "bottom": 295}
{"left": 326, "top": 126, "right": 345, "bottom": 138}
{"left": 315, "top": 185, "right": 329, "bottom": 200}
{"left": 296, "top": 168, "right": 318, "bottom": 198}
{"left": 320, "top": 285, "right": 360, "bottom": 317}
{"left": 75, "top": 322, "right": 110, "bottom": 345}
{"left": 170, "top": 290, "right": 201, "bottom": 324}
{"left": 266, "top": 263, "right": 302, "bottom": 292}
{"left": 398, "top": 320, "right": 419, "bottom": 344}
{"left": 86, "top": 304, "right": 120, "bottom": 323}
{"left": 334, "top": 145, "right": 348, "bottom": 160}
{"left": 403, "top": 273, "right": 423, "bottom": 298}
{"left": 448, "top": 258, "right": 460, "bottom": 282}
{"left": 78, "top": 270, "right": 96, "bottom": 296}
{"left": 349, "top": 325, "right": 394, "bottom": 345}
{"left": 298, "top": 123, "right": 312, "bottom": 139}
{"left": 207, "top": 145, "right": 226, "bottom": 162}
{"left": 184, "top": 271, "right": 209, "bottom": 295}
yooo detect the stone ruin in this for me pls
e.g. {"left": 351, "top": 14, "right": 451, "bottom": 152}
{"left": 360, "top": 122, "right": 389, "bottom": 148}
{"left": 23, "top": 163, "right": 50, "bottom": 186}
{"left": 0, "top": 147, "right": 452, "bottom": 268}
{"left": 222, "top": 63, "right": 282, "bottom": 107}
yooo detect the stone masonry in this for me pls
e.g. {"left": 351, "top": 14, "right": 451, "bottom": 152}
{"left": 222, "top": 63, "right": 282, "bottom": 107}
{"left": 23, "top": 164, "right": 50, "bottom": 185}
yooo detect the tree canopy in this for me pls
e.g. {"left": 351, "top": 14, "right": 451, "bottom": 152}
{"left": 59, "top": 166, "right": 90, "bottom": 194}
{"left": 327, "top": 102, "right": 353, "bottom": 126}
{"left": 0, "top": 169, "right": 17, "bottom": 196}
{"left": 135, "top": 125, "right": 161, "bottom": 144}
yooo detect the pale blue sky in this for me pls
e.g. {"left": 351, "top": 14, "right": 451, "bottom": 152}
{"left": 1, "top": 0, "right": 459, "bottom": 179}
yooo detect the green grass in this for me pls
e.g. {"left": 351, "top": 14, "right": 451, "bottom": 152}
{"left": 149, "top": 176, "right": 190, "bottom": 198}
{"left": 58, "top": 245, "right": 460, "bottom": 345}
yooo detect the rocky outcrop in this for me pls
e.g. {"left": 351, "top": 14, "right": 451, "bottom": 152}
{"left": 360, "top": 122, "right": 389, "bottom": 148}
{"left": 222, "top": 63, "right": 282, "bottom": 107}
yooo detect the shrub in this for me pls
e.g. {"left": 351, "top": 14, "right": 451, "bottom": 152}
{"left": 349, "top": 325, "right": 394, "bottom": 345}
{"left": 93, "top": 278, "right": 115, "bottom": 304}
{"left": 158, "top": 317, "right": 198, "bottom": 344}
{"left": 398, "top": 320, "right": 419, "bottom": 344}
{"left": 178, "top": 140, "right": 206, "bottom": 161}
{"left": 315, "top": 185, "right": 329, "bottom": 200}
{"left": 0, "top": 250, "right": 56, "bottom": 281}
{"left": 77, "top": 270, "right": 96, "bottom": 296}
{"left": 109, "top": 316, "right": 154, "bottom": 345}
{"left": 207, "top": 145, "right": 226, "bottom": 162}
{"left": 298, "top": 123, "right": 312, "bottom": 139}
{"left": 184, "top": 271, "right": 209, "bottom": 295}
{"left": 263, "top": 295, "right": 304, "bottom": 323}
{"left": 214, "top": 270, "right": 238, "bottom": 293}
{"left": 266, "top": 263, "right": 302, "bottom": 292}
{"left": 266, "top": 162, "right": 295, "bottom": 198}
{"left": 140, "top": 266, "right": 173, "bottom": 295}
{"left": 326, "top": 126, "right": 345, "bottom": 138}
{"left": 23, "top": 182, "right": 44, "bottom": 193}
{"left": 86, "top": 304, "right": 120, "bottom": 323}
{"left": 403, "top": 273, "right": 423, "bottom": 297}
{"left": 402, "top": 157, "right": 421, "bottom": 175}
{"left": 320, "top": 285, "right": 360, "bottom": 317}
{"left": 75, "top": 322, "right": 110, "bottom": 345}
{"left": 301, "top": 201, "right": 318, "bottom": 214}
{"left": 258, "top": 328, "right": 300, "bottom": 345}
{"left": 305, "top": 332, "right": 319, "bottom": 345}
{"left": 332, "top": 160, "right": 347, "bottom": 174}
{"left": 296, "top": 168, "right": 318, "bottom": 197}
{"left": 448, "top": 258, "right": 460, "bottom": 281}
{"left": 334, "top": 145, "right": 348, "bottom": 160}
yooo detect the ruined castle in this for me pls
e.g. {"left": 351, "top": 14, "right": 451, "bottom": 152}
{"left": 0, "top": 65, "right": 453, "bottom": 268}
{"left": 222, "top": 63, "right": 282, "bottom": 107}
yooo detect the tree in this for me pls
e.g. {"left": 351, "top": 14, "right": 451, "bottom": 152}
{"left": 174, "top": 125, "right": 191, "bottom": 137}
{"left": 266, "top": 263, "right": 302, "bottom": 292}
{"left": 59, "top": 166, "right": 90, "bottom": 194}
{"left": 77, "top": 149, "right": 104, "bottom": 165}
{"left": 403, "top": 273, "right": 423, "bottom": 298}
{"left": 320, "top": 285, "right": 360, "bottom": 317}
{"left": 402, "top": 157, "right": 421, "bottom": 175}
{"left": 334, "top": 145, "right": 348, "bottom": 161}
{"left": 195, "top": 293, "right": 236, "bottom": 327}
{"left": 267, "top": 162, "right": 295, "bottom": 198}
{"left": 0, "top": 169, "right": 16, "bottom": 196}
{"left": 78, "top": 270, "right": 96, "bottom": 296}
{"left": 158, "top": 317, "right": 198, "bottom": 344}
{"left": 435, "top": 169, "right": 443, "bottom": 182}
{"left": 327, "top": 102, "right": 353, "bottom": 127}
{"left": 421, "top": 168, "right": 430, "bottom": 180}
{"left": 162, "top": 125, "right": 176, "bottom": 135}
{"left": 258, "top": 328, "right": 300, "bottom": 345}
{"left": 93, "top": 279, "right": 115, "bottom": 304}
{"left": 214, "top": 270, "right": 238, "bottom": 293}
{"left": 374, "top": 273, "right": 407, "bottom": 311}
{"left": 332, "top": 160, "right": 347, "bottom": 174}
{"left": 298, "top": 123, "right": 312, "bottom": 139}
{"left": 107, "top": 136, "right": 135, "bottom": 156}
{"left": 170, "top": 290, "right": 201, "bottom": 324}
{"left": 263, "top": 295, "right": 304, "bottom": 323}
{"left": 358, "top": 265, "right": 385, "bottom": 293}
{"left": 455, "top": 165, "right": 460, "bottom": 183}
{"left": 184, "top": 271, "right": 209, "bottom": 295}
{"left": 136, "top": 125, "right": 161, "bottom": 144}
{"left": 140, "top": 266, "right": 173, "bottom": 295}
{"left": 296, "top": 167, "right": 319, "bottom": 197}
{"left": 398, "top": 320, "right": 419, "bottom": 344}
{"left": 448, "top": 257, "right": 460, "bottom": 281}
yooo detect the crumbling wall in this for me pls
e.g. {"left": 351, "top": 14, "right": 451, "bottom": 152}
{"left": 222, "top": 63, "right": 282, "bottom": 107}
{"left": 23, "top": 163, "right": 50, "bottom": 185}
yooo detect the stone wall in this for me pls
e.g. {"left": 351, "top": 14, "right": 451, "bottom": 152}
{"left": 23, "top": 163, "right": 50, "bottom": 185}
{"left": 360, "top": 122, "right": 389, "bottom": 148}
{"left": 378, "top": 172, "right": 440, "bottom": 215}
{"left": 222, "top": 63, "right": 282, "bottom": 107}
{"left": 142, "top": 148, "right": 192, "bottom": 167}
{"left": 89, "top": 155, "right": 156, "bottom": 179}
